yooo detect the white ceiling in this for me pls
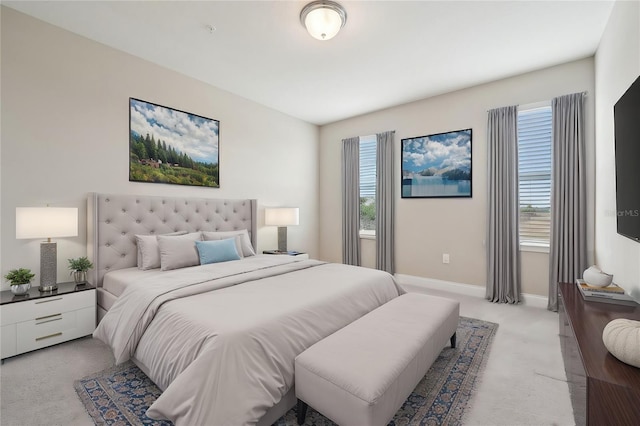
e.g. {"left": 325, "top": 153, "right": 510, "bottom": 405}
{"left": 5, "top": 1, "right": 614, "bottom": 125}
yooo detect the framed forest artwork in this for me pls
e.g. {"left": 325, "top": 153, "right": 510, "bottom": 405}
{"left": 401, "top": 129, "right": 472, "bottom": 198}
{"left": 129, "top": 98, "right": 220, "bottom": 188}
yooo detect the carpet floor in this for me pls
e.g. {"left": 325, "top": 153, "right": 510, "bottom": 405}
{"left": 74, "top": 316, "right": 497, "bottom": 425}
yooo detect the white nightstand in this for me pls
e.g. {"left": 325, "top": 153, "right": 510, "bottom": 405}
{"left": 1, "top": 282, "right": 96, "bottom": 360}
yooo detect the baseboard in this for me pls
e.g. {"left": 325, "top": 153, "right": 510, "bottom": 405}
{"left": 394, "top": 274, "right": 549, "bottom": 309}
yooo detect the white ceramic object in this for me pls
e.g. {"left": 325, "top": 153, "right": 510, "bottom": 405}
{"left": 602, "top": 318, "right": 640, "bottom": 368}
{"left": 583, "top": 265, "right": 613, "bottom": 288}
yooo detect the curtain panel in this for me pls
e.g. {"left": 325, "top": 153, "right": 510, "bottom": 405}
{"left": 548, "top": 92, "right": 587, "bottom": 311}
{"left": 486, "top": 105, "right": 521, "bottom": 304}
{"left": 376, "top": 131, "right": 395, "bottom": 274}
{"left": 342, "top": 137, "right": 361, "bottom": 266}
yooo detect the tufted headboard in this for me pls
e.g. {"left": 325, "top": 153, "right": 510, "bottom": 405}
{"left": 87, "top": 193, "right": 257, "bottom": 287}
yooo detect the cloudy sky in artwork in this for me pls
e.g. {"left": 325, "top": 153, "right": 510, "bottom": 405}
{"left": 402, "top": 130, "right": 471, "bottom": 172}
{"left": 130, "top": 99, "right": 219, "bottom": 164}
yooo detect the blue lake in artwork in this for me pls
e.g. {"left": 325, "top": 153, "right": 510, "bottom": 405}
{"left": 402, "top": 176, "right": 471, "bottom": 197}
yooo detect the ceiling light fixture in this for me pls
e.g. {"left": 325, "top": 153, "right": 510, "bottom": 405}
{"left": 300, "top": 0, "right": 347, "bottom": 41}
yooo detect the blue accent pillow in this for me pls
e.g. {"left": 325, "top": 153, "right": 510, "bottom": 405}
{"left": 195, "top": 238, "right": 241, "bottom": 265}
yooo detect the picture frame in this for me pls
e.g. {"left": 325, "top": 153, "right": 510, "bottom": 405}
{"left": 401, "top": 129, "right": 472, "bottom": 198}
{"left": 129, "top": 98, "right": 220, "bottom": 188}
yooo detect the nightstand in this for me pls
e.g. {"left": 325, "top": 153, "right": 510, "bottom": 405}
{"left": 0, "top": 282, "right": 96, "bottom": 360}
{"left": 263, "top": 250, "right": 310, "bottom": 260}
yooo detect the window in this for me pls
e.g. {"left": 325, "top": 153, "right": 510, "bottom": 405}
{"left": 518, "top": 105, "right": 552, "bottom": 248}
{"left": 359, "top": 135, "right": 376, "bottom": 236}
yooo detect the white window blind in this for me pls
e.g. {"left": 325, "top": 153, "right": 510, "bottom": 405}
{"left": 359, "top": 135, "right": 376, "bottom": 232}
{"left": 518, "top": 106, "right": 552, "bottom": 246}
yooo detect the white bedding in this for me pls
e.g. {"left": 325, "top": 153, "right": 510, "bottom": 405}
{"left": 102, "top": 267, "right": 167, "bottom": 297}
{"left": 94, "top": 256, "right": 401, "bottom": 425}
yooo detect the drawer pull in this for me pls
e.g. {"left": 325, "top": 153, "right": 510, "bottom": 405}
{"left": 35, "top": 313, "right": 62, "bottom": 321}
{"left": 35, "top": 332, "right": 62, "bottom": 342}
{"left": 36, "top": 317, "right": 62, "bottom": 326}
{"left": 35, "top": 298, "right": 63, "bottom": 304}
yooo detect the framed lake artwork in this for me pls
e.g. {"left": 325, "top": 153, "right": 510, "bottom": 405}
{"left": 401, "top": 129, "right": 472, "bottom": 198}
{"left": 129, "top": 98, "right": 220, "bottom": 188}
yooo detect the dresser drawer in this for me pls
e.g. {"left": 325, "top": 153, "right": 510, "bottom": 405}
{"left": 1, "top": 290, "right": 95, "bottom": 325}
{"left": 16, "top": 306, "right": 95, "bottom": 354}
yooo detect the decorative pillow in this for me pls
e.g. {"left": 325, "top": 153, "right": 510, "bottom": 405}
{"left": 202, "top": 229, "right": 256, "bottom": 257}
{"left": 157, "top": 232, "right": 202, "bottom": 271}
{"left": 195, "top": 239, "right": 241, "bottom": 265}
{"left": 136, "top": 231, "right": 187, "bottom": 270}
{"left": 200, "top": 234, "right": 244, "bottom": 259}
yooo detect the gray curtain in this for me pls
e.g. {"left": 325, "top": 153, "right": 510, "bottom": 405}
{"left": 548, "top": 92, "right": 587, "bottom": 311}
{"left": 486, "top": 106, "right": 521, "bottom": 304}
{"left": 342, "top": 137, "right": 361, "bottom": 266}
{"left": 376, "top": 131, "right": 395, "bottom": 274}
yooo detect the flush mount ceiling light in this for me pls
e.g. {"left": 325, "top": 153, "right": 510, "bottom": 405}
{"left": 300, "top": 0, "right": 347, "bottom": 41}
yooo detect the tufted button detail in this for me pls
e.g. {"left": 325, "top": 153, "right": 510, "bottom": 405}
{"left": 105, "top": 220, "right": 111, "bottom": 224}
{"left": 105, "top": 266, "right": 110, "bottom": 270}
{"left": 121, "top": 232, "right": 126, "bottom": 236}
{"left": 174, "top": 210, "right": 178, "bottom": 213}
{"left": 162, "top": 201, "right": 166, "bottom": 204}
{"left": 122, "top": 209, "right": 126, "bottom": 213}
{"left": 163, "top": 220, "right": 166, "bottom": 223}
{"left": 150, "top": 230, "right": 155, "bottom": 234}
{"left": 150, "top": 210, "right": 154, "bottom": 213}
{"left": 106, "top": 198, "right": 110, "bottom": 202}
{"left": 136, "top": 199, "right": 140, "bottom": 203}
{"left": 105, "top": 243, "right": 110, "bottom": 247}
{"left": 206, "top": 219, "right": 210, "bottom": 222}
{"left": 121, "top": 254, "right": 126, "bottom": 258}
{"left": 136, "top": 220, "right": 141, "bottom": 224}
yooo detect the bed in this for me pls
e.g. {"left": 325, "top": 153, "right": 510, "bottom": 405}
{"left": 88, "top": 193, "right": 402, "bottom": 425}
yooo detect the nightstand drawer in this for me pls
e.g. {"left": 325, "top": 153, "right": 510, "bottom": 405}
{"left": 16, "top": 306, "right": 95, "bottom": 353}
{"left": 1, "top": 290, "right": 95, "bottom": 325}
{"left": 1, "top": 324, "right": 17, "bottom": 358}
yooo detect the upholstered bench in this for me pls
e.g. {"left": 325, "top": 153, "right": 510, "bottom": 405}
{"left": 295, "top": 292, "right": 459, "bottom": 426}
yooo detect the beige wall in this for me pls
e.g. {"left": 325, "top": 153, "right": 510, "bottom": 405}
{"left": 0, "top": 8, "right": 319, "bottom": 290}
{"left": 319, "top": 58, "right": 596, "bottom": 297}
{"left": 594, "top": 0, "right": 640, "bottom": 300}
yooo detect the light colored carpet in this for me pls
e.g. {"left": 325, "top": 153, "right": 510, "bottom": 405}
{"left": 0, "top": 285, "right": 574, "bottom": 426}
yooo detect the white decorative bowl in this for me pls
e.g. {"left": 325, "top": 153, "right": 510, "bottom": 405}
{"left": 583, "top": 266, "right": 613, "bottom": 288}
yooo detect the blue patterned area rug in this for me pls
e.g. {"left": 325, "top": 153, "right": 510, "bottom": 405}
{"left": 75, "top": 317, "right": 497, "bottom": 426}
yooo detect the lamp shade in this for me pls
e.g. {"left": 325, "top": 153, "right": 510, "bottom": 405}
{"left": 265, "top": 208, "right": 299, "bottom": 227}
{"left": 16, "top": 207, "right": 78, "bottom": 239}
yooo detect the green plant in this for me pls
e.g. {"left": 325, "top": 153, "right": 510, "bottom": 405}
{"left": 67, "top": 257, "right": 93, "bottom": 272}
{"left": 4, "top": 268, "right": 35, "bottom": 286}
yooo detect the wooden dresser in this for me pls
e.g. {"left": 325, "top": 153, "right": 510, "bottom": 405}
{"left": 558, "top": 282, "right": 640, "bottom": 425}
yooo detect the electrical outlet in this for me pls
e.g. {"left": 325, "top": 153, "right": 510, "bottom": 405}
{"left": 442, "top": 253, "right": 450, "bottom": 264}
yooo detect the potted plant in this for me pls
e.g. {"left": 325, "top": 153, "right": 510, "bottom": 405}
{"left": 4, "top": 268, "right": 35, "bottom": 295}
{"left": 68, "top": 257, "right": 93, "bottom": 284}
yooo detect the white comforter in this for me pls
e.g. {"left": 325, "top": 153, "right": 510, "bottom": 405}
{"left": 94, "top": 256, "right": 401, "bottom": 425}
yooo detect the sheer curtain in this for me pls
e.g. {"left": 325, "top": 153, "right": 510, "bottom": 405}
{"left": 376, "top": 131, "right": 394, "bottom": 274}
{"left": 548, "top": 92, "right": 587, "bottom": 311}
{"left": 342, "top": 137, "right": 361, "bottom": 266}
{"left": 486, "top": 106, "right": 521, "bottom": 304}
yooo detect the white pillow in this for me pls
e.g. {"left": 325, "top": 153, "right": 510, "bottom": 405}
{"left": 158, "top": 232, "right": 202, "bottom": 271}
{"left": 136, "top": 231, "right": 187, "bottom": 270}
{"left": 202, "top": 230, "right": 255, "bottom": 257}
{"left": 200, "top": 234, "right": 244, "bottom": 259}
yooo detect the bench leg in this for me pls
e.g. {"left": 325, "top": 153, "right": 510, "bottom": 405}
{"left": 450, "top": 332, "right": 457, "bottom": 348}
{"left": 297, "top": 399, "right": 308, "bottom": 425}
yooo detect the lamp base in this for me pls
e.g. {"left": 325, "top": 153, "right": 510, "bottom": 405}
{"left": 38, "top": 284, "right": 58, "bottom": 292}
{"left": 40, "top": 241, "right": 58, "bottom": 291}
{"left": 277, "top": 227, "right": 288, "bottom": 252}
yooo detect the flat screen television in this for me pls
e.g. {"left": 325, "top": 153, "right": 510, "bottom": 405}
{"left": 614, "top": 75, "right": 640, "bottom": 242}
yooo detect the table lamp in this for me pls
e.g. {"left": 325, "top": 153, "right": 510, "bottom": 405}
{"left": 265, "top": 207, "right": 299, "bottom": 252}
{"left": 16, "top": 207, "right": 78, "bottom": 292}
